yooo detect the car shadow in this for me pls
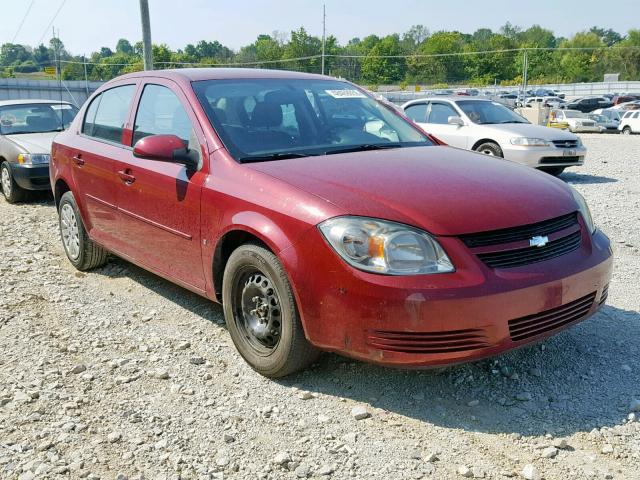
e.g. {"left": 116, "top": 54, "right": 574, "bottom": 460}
{"left": 283, "top": 303, "right": 639, "bottom": 437}
{"left": 560, "top": 172, "right": 618, "bottom": 184}
{"left": 92, "top": 256, "right": 638, "bottom": 438}
{"left": 92, "top": 256, "right": 225, "bottom": 325}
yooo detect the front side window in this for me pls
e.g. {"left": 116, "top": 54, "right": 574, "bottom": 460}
{"left": 85, "top": 84, "right": 136, "bottom": 143}
{"left": 456, "top": 100, "right": 529, "bottom": 125}
{"left": 404, "top": 103, "right": 427, "bottom": 122}
{"left": 427, "top": 103, "right": 458, "bottom": 124}
{"left": 0, "top": 103, "right": 78, "bottom": 135}
{"left": 192, "top": 78, "right": 432, "bottom": 162}
{"left": 133, "top": 84, "right": 193, "bottom": 144}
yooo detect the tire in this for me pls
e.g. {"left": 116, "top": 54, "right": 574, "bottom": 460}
{"left": 474, "top": 142, "right": 503, "bottom": 158}
{"left": 622, "top": 126, "right": 632, "bottom": 135}
{"left": 1, "top": 162, "right": 27, "bottom": 204}
{"left": 222, "top": 243, "right": 320, "bottom": 378}
{"left": 539, "top": 166, "right": 565, "bottom": 176}
{"left": 58, "top": 191, "right": 108, "bottom": 271}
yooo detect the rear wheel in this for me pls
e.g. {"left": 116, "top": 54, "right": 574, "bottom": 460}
{"left": 474, "top": 142, "right": 503, "bottom": 158}
{"left": 1, "top": 162, "right": 27, "bottom": 204}
{"left": 539, "top": 166, "right": 565, "bottom": 176}
{"left": 58, "top": 191, "right": 108, "bottom": 271}
{"left": 223, "top": 243, "right": 320, "bottom": 378}
{"left": 622, "top": 126, "right": 632, "bottom": 135}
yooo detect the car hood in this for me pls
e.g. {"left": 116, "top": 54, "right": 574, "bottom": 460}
{"left": 247, "top": 146, "right": 577, "bottom": 236}
{"left": 5, "top": 131, "right": 59, "bottom": 153}
{"left": 483, "top": 123, "right": 577, "bottom": 140}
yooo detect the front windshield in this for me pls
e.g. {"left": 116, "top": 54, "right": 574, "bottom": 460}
{"left": 456, "top": 100, "right": 529, "bottom": 125}
{"left": 192, "top": 78, "right": 432, "bottom": 162}
{"left": 564, "top": 110, "right": 587, "bottom": 118}
{"left": 0, "top": 103, "right": 79, "bottom": 135}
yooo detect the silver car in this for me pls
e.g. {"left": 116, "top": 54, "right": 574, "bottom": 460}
{"left": 402, "top": 97, "right": 586, "bottom": 176}
{"left": 0, "top": 99, "right": 78, "bottom": 203}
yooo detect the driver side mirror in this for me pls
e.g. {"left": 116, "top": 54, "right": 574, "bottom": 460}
{"left": 447, "top": 116, "right": 464, "bottom": 127}
{"left": 133, "top": 134, "right": 199, "bottom": 170}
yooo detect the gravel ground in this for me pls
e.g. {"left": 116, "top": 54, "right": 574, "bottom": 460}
{"left": 0, "top": 134, "right": 639, "bottom": 480}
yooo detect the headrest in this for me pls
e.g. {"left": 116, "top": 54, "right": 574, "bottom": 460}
{"left": 250, "top": 103, "right": 282, "bottom": 128}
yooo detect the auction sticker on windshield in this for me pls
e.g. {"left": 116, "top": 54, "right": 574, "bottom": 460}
{"left": 325, "top": 89, "right": 367, "bottom": 99}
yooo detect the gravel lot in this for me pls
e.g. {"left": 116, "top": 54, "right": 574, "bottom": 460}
{"left": 1, "top": 134, "right": 639, "bottom": 480}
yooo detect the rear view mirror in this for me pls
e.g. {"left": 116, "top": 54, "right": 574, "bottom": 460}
{"left": 448, "top": 116, "right": 464, "bottom": 126}
{"left": 133, "top": 134, "right": 199, "bottom": 170}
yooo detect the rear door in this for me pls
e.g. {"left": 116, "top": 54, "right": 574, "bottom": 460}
{"left": 113, "top": 79, "right": 207, "bottom": 291}
{"left": 72, "top": 83, "right": 137, "bottom": 251}
{"left": 419, "top": 101, "right": 468, "bottom": 148}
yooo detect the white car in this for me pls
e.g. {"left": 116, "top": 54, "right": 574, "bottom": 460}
{"left": 619, "top": 110, "right": 640, "bottom": 134}
{"left": 402, "top": 97, "right": 586, "bottom": 176}
{"left": 548, "top": 109, "right": 601, "bottom": 133}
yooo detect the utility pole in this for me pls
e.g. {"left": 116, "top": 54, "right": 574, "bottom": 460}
{"left": 139, "top": 0, "right": 153, "bottom": 70}
{"left": 83, "top": 54, "right": 89, "bottom": 96}
{"left": 521, "top": 49, "right": 529, "bottom": 100}
{"left": 321, "top": 4, "right": 326, "bottom": 75}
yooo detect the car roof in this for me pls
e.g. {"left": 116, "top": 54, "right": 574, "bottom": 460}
{"left": 0, "top": 99, "right": 74, "bottom": 107}
{"left": 402, "top": 96, "right": 493, "bottom": 107}
{"left": 114, "top": 67, "right": 331, "bottom": 83}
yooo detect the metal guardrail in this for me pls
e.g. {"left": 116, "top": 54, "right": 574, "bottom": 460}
{"left": 0, "top": 78, "right": 104, "bottom": 107}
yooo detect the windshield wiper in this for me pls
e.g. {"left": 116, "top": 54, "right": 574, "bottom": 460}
{"left": 6, "top": 128, "right": 64, "bottom": 135}
{"left": 497, "top": 120, "right": 528, "bottom": 124}
{"left": 238, "top": 152, "right": 314, "bottom": 163}
{"left": 323, "top": 143, "right": 402, "bottom": 156}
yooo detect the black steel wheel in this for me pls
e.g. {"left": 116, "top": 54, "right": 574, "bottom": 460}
{"left": 222, "top": 243, "right": 320, "bottom": 377}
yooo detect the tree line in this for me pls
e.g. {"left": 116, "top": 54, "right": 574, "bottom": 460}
{"left": 1, "top": 24, "right": 639, "bottom": 87}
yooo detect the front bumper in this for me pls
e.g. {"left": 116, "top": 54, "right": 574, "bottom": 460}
{"left": 503, "top": 144, "right": 587, "bottom": 168}
{"left": 11, "top": 163, "right": 51, "bottom": 191}
{"left": 284, "top": 226, "right": 612, "bottom": 368}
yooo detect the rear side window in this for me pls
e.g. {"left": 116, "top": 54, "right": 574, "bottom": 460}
{"left": 132, "top": 84, "right": 193, "bottom": 144}
{"left": 83, "top": 85, "right": 136, "bottom": 143}
{"left": 404, "top": 103, "right": 427, "bottom": 122}
{"left": 634, "top": 112, "right": 640, "bottom": 119}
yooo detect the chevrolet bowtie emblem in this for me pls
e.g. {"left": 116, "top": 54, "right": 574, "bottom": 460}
{"left": 529, "top": 235, "right": 549, "bottom": 248}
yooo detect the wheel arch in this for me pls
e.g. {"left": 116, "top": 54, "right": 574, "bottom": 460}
{"left": 54, "top": 178, "right": 72, "bottom": 209}
{"left": 471, "top": 138, "right": 501, "bottom": 151}
{"left": 211, "top": 217, "right": 295, "bottom": 303}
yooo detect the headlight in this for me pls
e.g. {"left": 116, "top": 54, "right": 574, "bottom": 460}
{"left": 570, "top": 187, "right": 596, "bottom": 234}
{"left": 510, "top": 137, "right": 550, "bottom": 146}
{"left": 318, "top": 216, "right": 454, "bottom": 275}
{"left": 17, "top": 153, "right": 50, "bottom": 165}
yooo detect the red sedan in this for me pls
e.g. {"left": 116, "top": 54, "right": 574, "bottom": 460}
{"left": 50, "top": 69, "right": 612, "bottom": 377}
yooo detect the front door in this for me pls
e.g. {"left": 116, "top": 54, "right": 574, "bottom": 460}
{"left": 113, "top": 80, "right": 207, "bottom": 291}
{"left": 418, "top": 101, "right": 468, "bottom": 148}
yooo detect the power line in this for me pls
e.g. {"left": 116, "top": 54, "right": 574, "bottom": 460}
{"left": 11, "top": 0, "right": 35, "bottom": 44}
{"left": 37, "top": 0, "right": 67, "bottom": 46}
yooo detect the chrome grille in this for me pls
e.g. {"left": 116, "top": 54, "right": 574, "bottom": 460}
{"left": 552, "top": 139, "right": 579, "bottom": 148}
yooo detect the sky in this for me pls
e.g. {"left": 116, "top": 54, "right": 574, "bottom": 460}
{"left": 2, "top": 0, "right": 639, "bottom": 55}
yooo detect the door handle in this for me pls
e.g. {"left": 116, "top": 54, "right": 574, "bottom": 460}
{"left": 72, "top": 154, "right": 84, "bottom": 166}
{"left": 117, "top": 169, "right": 136, "bottom": 184}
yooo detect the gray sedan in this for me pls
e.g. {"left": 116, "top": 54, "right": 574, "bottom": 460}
{"left": 0, "top": 99, "right": 78, "bottom": 203}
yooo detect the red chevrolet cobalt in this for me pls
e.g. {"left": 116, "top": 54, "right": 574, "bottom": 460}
{"left": 50, "top": 69, "right": 612, "bottom": 377}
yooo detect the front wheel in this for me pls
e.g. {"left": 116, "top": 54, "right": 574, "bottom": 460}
{"left": 474, "top": 142, "right": 503, "bottom": 157}
{"left": 1, "top": 162, "right": 27, "bottom": 204}
{"left": 222, "top": 243, "right": 320, "bottom": 378}
{"left": 539, "top": 166, "right": 565, "bottom": 176}
{"left": 622, "top": 127, "right": 632, "bottom": 135}
{"left": 58, "top": 191, "right": 108, "bottom": 271}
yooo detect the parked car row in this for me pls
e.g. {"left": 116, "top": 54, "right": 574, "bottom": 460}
{"left": 0, "top": 69, "right": 613, "bottom": 379}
